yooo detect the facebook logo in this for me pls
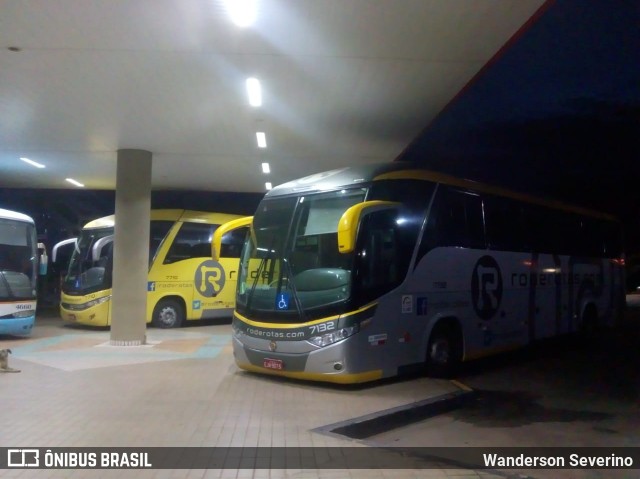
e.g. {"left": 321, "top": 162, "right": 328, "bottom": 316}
{"left": 147, "top": 282, "right": 156, "bottom": 292}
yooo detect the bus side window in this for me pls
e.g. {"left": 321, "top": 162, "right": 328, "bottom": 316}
{"left": 484, "top": 196, "right": 525, "bottom": 252}
{"left": 220, "top": 227, "right": 248, "bottom": 258}
{"left": 191, "top": 243, "right": 213, "bottom": 258}
{"left": 437, "top": 188, "right": 485, "bottom": 249}
{"left": 164, "top": 223, "right": 218, "bottom": 264}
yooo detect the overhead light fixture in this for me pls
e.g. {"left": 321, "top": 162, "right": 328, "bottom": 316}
{"left": 261, "top": 162, "right": 270, "bottom": 174}
{"left": 20, "top": 157, "right": 45, "bottom": 168}
{"left": 265, "top": 182, "right": 272, "bottom": 190}
{"left": 256, "top": 132, "right": 267, "bottom": 148}
{"left": 65, "top": 178, "right": 85, "bottom": 188}
{"left": 224, "top": 0, "right": 257, "bottom": 27}
{"left": 246, "top": 77, "right": 262, "bottom": 107}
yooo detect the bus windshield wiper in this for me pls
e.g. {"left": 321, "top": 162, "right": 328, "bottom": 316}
{"left": 281, "top": 257, "right": 306, "bottom": 321}
{"left": 246, "top": 236, "right": 276, "bottom": 310}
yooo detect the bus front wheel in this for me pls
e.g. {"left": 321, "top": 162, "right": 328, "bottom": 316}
{"left": 426, "top": 323, "right": 462, "bottom": 378}
{"left": 152, "top": 299, "right": 184, "bottom": 329}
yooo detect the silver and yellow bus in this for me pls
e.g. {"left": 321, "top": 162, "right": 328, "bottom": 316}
{"left": 58, "top": 210, "right": 250, "bottom": 328}
{"left": 231, "top": 163, "right": 626, "bottom": 383}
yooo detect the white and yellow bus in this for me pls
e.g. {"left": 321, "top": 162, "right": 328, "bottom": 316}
{"left": 231, "top": 163, "right": 626, "bottom": 383}
{"left": 58, "top": 210, "right": 250, "bottom": 328}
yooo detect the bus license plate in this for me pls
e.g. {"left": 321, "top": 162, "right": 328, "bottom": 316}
{"left": 263, "top": 358, "right": 283, "bottom": 370}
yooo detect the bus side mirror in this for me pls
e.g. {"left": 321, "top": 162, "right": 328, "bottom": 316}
{"left": 38, "top": 242, "right": 48, "bottom": 276}
{"left": 52, "top": 238, "right": 77, "bottom": 263}
{"left": 337, "top": 201, "right": 400, "bottom": 254}
{"left": 212, "top": 216, "right": 253, "bottom": 261}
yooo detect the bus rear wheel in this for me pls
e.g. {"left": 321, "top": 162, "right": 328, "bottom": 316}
{"left": 152, "top": 299, "right": 184, "bottom": 329}
{"left": 426, "top": 324, "right": 462, "bottom": 378}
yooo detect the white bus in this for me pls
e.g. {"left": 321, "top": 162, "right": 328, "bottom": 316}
{"left": 0, "top": 208, "right": 41, "bottom": 337}
{"left": 231, "top": 163, "right": 626, "bottom": 384}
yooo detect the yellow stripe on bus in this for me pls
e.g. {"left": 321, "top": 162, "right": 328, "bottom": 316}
{"left": 236, "top": 362, "right": 383, "bottom": 384}
{"left": 463, "top": 344, "right": 523, "bottom": 361}
{"left": 233, "top": 302, "right": 378, "bottom": 329}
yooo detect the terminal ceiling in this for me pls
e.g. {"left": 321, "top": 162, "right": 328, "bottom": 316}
{"left": 0, "top": 0, "right": 546, "bottom": 192}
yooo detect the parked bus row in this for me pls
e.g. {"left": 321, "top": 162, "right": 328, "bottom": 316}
{"left": 3, "top": 162, "right": 628, "bottom": 388}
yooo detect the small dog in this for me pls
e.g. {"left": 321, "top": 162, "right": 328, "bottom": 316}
{"left": 0, "top": 349, "right": 20, "bottom": 373}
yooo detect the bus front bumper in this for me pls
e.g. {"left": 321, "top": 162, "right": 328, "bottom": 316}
{"left": 60, "top": 297, "right": 111, "bottom": 327}
{"left": 0, "top": 315, "right": 35, "bottom": 337}
{"left": 232, "top": 336, "right": 382, "bottom": 384}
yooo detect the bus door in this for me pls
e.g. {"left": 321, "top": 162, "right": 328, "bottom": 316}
{"left": 523, "top": 252, "right": 564, "bottom": 340}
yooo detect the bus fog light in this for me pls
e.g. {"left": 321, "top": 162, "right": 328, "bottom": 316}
{"left": 334, "top": 363, "right": 343, "bottom": 371}
{"left": 308, "top": 325, "right": 359, "bottom": 347}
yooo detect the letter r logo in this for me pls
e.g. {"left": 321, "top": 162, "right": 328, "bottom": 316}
{"left": 194, "top": 260, "right": 226, "bottom": 297}
{"left": 471, "top": 256, "right": 503, "bottom": 320}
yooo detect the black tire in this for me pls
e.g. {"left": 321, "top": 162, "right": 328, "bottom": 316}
{"left": 426, "top": 323, "right": 462, "bottom": 378}
{"left": 152, "top": 299, "right": 184, "bottom": 329}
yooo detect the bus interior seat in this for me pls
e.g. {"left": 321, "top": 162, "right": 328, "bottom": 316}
{"left": 191, "top": 242, "right": 212, "bottom": 258}
{"left": 167, "top": 243, "right": 192, "bottom": 262}
{"left": 220, "top": 243, "right": 242, "bottom": 258}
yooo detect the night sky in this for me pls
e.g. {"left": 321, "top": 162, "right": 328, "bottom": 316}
{"left": 399, "top": 0, "right": 640, "bottom": 251}
{"left": 1, "top": 0, "right": 639, "bottom": 256}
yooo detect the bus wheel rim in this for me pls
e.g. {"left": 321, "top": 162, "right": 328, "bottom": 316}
{"left": 431, "top": 338, "right": 450, "bottom": 365}
{"left": 160, "top": 307, "right": 176, "bottom": 326}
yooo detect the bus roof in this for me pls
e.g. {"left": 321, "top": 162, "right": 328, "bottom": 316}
{"left": 267, "top": 162, "right": 616, "bottom": 221}
{"left": 0, "top": 208, "right": 35, "bottom": 224}
{"left": 82, "top": 209, "right": 243, "bottom": 229}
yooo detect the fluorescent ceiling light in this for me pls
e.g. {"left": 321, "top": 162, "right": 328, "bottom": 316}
{"left": 65, "top": 178, "right": 85, "bottom": 187}
{"left": 265, "top": 182, "right": 272, "bottom": 190}
{"left": 261, "top": 162, "right": 270, "bottom": 174}
{"left": 224, "top": 0, "right": 257, "bottom": 27}
{"left": 20, "top": 157, "right": 45, "bottom": 168}
{"left": 246, "top": 77, "right": 262, "bottom": 107}
{"left": 256, "top": 132, "right": 267, "bottom": 148}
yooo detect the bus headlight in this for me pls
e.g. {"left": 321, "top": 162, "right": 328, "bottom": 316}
{"left": 308, "top": 325, "right": 359, "bottom": 348}
{"left": 11, "top": 310, "right": 34, "bottom": 318}
{"left": 62, "top": 295, "right": 111, "bottom": 311}
{"left": 85, "top": 296, "right": 111, "bottom": 309}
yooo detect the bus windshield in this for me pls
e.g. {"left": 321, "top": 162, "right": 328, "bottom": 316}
{"left": 63, "top": 220, "right": 175, "bottom": 296}
{"left": 0, "top": 218, "right": 37, "bottom": 300}
{"left": 237, "top": 188, "right": 367, "bottom": 322}
{"left": 63, "top": 227, "right": 114, "bottom": 295}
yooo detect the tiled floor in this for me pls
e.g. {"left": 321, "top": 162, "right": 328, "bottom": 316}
{"left": 0, "top": 314, "right": 501, "bottom": 478}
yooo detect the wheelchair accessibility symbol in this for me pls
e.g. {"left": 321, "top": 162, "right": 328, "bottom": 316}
{"left": 276, "top": 293, "right": 290, "bottom": 310}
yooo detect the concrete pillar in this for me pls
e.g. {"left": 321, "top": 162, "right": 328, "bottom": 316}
{"left": 110, "top": 149, "right": 152, "bottom": 345}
